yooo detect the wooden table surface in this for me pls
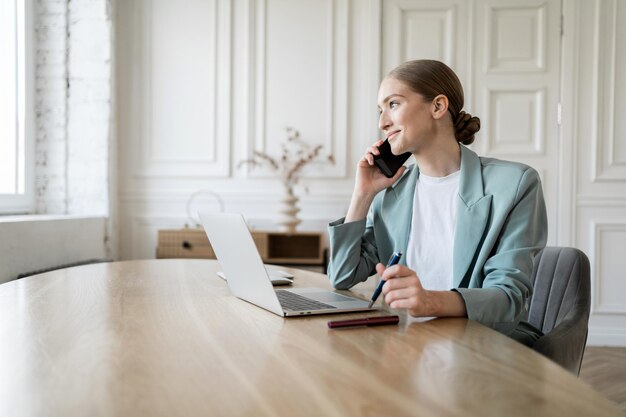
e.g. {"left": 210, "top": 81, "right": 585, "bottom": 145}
{"left": 0, "top": 259, "right": 621, "bottom": 417}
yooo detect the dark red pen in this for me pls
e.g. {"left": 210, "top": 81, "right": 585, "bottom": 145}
{"left": 327, "top": 315, "right": 400, "bottom": 329}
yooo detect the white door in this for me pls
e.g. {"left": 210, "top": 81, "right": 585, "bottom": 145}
{"left": 382, "top": 0, "right": 562, "bottom": 244}
{"left": 564, "top": 0, "right": 626, "bottom": 346}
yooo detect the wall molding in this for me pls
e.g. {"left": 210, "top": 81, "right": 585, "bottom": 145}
{"left": 590, "top": 221, "right": 626, "bottom": 314}
{"left": 483, "top": 87, "right": 546, "bottom": 156}
{"left": 577, "top": 196, "right": 626, "bottom": 206}
{"left": 119, "top": 191, "right": 353, "bottom": 205}
{"left": 557, "top": 0, "right": 580, "bottom": 246}
{"left": 135, "top": 0, "right": 231, "bottom": 178}
{"left": 591, "top": 0, "right": 626, "bottom": 182}
{"left": 245, "top": 0, "right": 348, "bottom": 180}
{"left": 484, "top": 1, "right": 547, "bottom": 73}
{"left": 383, "top": 0, "right": 462, "bottom": 71}
{"left": 587, "top": 327, "right": 626, "bottom": 347}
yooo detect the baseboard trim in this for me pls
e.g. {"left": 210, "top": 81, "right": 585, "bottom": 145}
{"left": 587, "top": 328, "right": 626, "bottom": 347}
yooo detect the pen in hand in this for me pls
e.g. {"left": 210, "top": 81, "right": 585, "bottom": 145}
{"left": 368, "top": 252, "right": 402, "bottom": 308}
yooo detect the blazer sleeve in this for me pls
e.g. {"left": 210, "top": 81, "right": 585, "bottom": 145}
{"left": 327, "top": 201, "right": 381, "bottom": 290}
{"left": 455, "top": 167, "right": 548, "bottom": 335}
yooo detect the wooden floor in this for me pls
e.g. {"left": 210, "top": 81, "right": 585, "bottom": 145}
{"left": 579, "top": 347, "right": 626, "bottom": 414}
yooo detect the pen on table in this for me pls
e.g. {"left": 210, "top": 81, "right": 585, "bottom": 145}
{"left": 368, "top": 251, "right": 402, "bottom": 308}
{"left": 327, "top": 315, "right": 400, "bottom": 329}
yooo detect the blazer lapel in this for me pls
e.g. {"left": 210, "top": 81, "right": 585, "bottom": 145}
{"left": 452, "top": 146, "right": 492, "bottom": 288}
{"left": 382, "top": 165, "right": 418, "bottom": 266}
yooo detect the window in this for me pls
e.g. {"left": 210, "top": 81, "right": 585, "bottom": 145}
{"left": 0, "top": 0, "right": 33, "bottom": 213}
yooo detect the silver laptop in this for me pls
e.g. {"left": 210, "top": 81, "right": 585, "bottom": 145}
{"left": 199, "top": 212, "right": 375, "bottom": 316}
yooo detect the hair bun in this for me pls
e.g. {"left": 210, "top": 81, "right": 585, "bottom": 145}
{"left": 453, "top": 110, "right": 481, "bottom": 145}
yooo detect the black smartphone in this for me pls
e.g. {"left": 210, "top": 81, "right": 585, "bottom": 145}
{"left": 373, "top": 139, "right": 411, "bottom": 178}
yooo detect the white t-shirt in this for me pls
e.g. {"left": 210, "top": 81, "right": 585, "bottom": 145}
{"left": 406, "top": 170, "right": 460, "bottom": 291}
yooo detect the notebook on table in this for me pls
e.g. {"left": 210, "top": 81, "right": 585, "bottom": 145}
{"left": 199, "top": 212, "right": 375, "bottom": 317}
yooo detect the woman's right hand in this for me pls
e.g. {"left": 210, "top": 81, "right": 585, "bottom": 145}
{"left": 344, "top": 140, "right": 407, "bottom": 222}
{"left": 354, "top": 139, "right": 407, "bottom": 198}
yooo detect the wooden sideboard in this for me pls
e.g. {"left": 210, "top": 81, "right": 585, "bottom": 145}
{"left": 157, "top": 227, "right": 325, "bottom": 266}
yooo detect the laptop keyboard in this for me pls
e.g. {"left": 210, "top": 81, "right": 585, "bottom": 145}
{"left": 276, "top": 290, "right": 336, "bottom": 311}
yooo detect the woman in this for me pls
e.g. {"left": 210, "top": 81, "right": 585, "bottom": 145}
{"left": 327, "top": 60, "right": 547, "bottom": 346}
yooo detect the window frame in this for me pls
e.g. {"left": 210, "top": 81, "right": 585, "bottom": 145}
{"left": 0, "top": 0, "right": 34, "bottom": 214}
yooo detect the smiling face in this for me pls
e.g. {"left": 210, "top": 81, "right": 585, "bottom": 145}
{"left": 377, "top": 77, "right": 439, "bottom": 155}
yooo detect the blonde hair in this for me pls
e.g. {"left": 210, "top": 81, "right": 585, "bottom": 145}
{"left": 387, "top": 60, "right": 481, "bottom": 145}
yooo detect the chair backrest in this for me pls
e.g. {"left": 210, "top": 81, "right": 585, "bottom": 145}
{"left": 528, "top": 247, "right": 591, "bottom": 375}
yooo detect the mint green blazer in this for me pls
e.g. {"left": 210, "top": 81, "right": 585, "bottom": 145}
{"left": 328, "top": 145, "right": 548, "bottom": 337}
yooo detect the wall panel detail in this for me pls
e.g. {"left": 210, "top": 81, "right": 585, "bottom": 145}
{"left": 485, "top": 3, "right": 546, "bottom": 72}
{"left": 592, "top": 0, "right": 626, "bottom": 182}
{"left": 382, "top": 0, "right": 469, "bottom": 87}
{"left": 401, "top": 7, "right": 455, "bottom": 65}
{"left": 485, "top": 88, "right": 545, "bottom": 155}
{"left": 247, "top": 0, "right": 348, "bottom": 179}
{"left": 577, "top": 203, "right": 626, "bottom": 345}
{"left": 590, "top": 222, "right": 626, "bottom": 314}
{"left": 135, "top": 0, "right": 231, "bottom": 177}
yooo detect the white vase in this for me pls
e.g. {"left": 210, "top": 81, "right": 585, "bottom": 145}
{"left": 276, "top": 184, "right": 301, "bottom": 233}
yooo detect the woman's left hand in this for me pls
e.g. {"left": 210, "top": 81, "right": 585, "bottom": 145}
{"left": 376, "top": 263, "right": 435, "bottom": 317}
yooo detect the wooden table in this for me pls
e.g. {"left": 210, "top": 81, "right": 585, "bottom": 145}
{"left": 0, "top": 259, "right": 620, "bottom": 417}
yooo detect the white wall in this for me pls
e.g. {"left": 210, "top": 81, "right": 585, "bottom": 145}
{"left": 35, "top": 0, "right": 113, "bottom": 215}
{"left": 35, "top": 0, "right": 69, "bottom": 214}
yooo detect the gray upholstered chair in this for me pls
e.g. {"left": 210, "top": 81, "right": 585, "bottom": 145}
{"left": 527, "top": 247, "right": 591, "bottom": 375}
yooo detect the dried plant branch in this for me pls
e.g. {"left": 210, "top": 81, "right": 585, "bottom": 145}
{"left": 252, "top": 151, "right": 279, "bottom": 170}
{"left": 238, "top": 126, "right": 335, "bottom": 189}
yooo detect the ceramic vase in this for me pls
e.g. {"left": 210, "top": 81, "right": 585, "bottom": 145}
{"left": 276, "top": 184, "right": 301, "bottom": 233}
